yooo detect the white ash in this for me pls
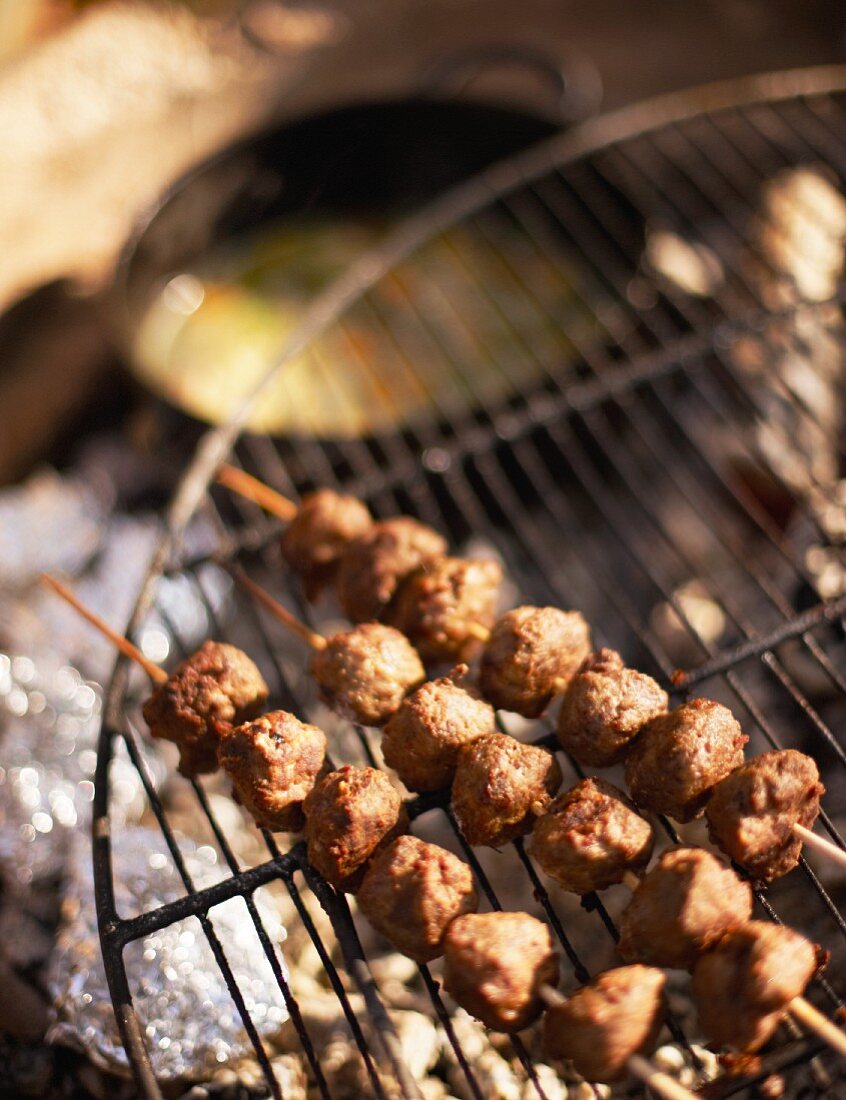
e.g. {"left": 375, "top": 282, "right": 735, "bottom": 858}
{"left": 47, "top": 828, "right": 288, "bottom": 1080}
{"left": 0, "top": 653, "right": 158, "bottom": 889}
{"left": 0, "top": 469, "right": 104, "bottom": 591}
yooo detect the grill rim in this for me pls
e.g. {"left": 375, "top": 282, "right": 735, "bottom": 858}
{"left": 93, "top": 63, "right": 846, "bottom": 1099}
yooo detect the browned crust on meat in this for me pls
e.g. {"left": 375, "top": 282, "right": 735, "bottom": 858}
{"left": 705, "top": 750, "right": 824, "bottom": 882}
{"left": 357, "top": 835, "right": 478, "bottom": 962}
{"left": 480, "top": 607, "right": 592, "bottom": 718}
{"left": 381, "top": 665, "right": 495, "bottom": 792}
{"left": 280, "top": 489, "right": 372, "bottom": 598}
{"left": 692, "top": 922, "right": 821, "bottom": 1052}
{"left": 217, "top": 710, "right": 328, "bottom": 832}
{"left": 556, "top": 649, "right": 668, "bottom": 766}
{"left": 451, "top": 732, "right": 562, "bottom": 848}
{"left": 624, "top": 698, "right": 748, "bottom": 822}
{"left": 336, "top": 517, "right": 447, "bottom": 622}
{"left": 390, "top": 557, "right": 503, "bottom": 665}
{"left": 529, "top": 777, "right": 654, "bottom": 895}
{"left": 303, "top": 765, "right": 408, "bottom": 892}
{"left": 310, "top": 623, "right": 425, "bottom": 727}
{"left": 142, "top": 641, "right": 268, "bottom": 777}
{"left": 444, "top": 912, "right": 559, "bottom": 1031}
{"left": 617, "top": 847, "right": 753, "bottom": 970}
{"left": 543, "top": 965, "right": 666, "bottom": 1083}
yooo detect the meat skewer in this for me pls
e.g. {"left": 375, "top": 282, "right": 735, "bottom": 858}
{"left": 618, "top": 847, "right": 754, "bottom": 970}
{"left": 443, "top": 911, "right": 559, "bottom": 1032}
{"left": 388, "top": 555, "right": 503, "bottom": 663}
{"left": 41, "top": 574, "right": 167, "bottom": 685}
{"left": 335, "top": 516, "right": 448, "bottom": 623}
{"left": 216, "top": 464, "right": 374, "bottom": 599}
{"left": 302, "top": 764, "right": 409, "bottom": 892}
{"left": 539, "top": 974, "right": 699, "bottom": 1098}
{"left": 41, "top": 575, "right": 269, "bottom": 777}
{"left": 704, "top": 749, "right": 832, "bottom": 881}
{"left": 216, "top": 710, "right": 328, "bottom": 832}
{"left": 230, "top": 567, "right": 425, "bottom": 726}
{"left": 556, "top": 648, "right": 668, "bottom": 765}
{"left": 617, "top": 849, "right": 846, "bottom": 1059}
{"left": 625, "top": 698, "right": 749, "bottom": 822}
{"left": 357, "top": 834, "right": 478, "bottom": 960}
{"left": 691, "top": 921, "right": 846, "bottom": 1059}
{"left": 450, "top": 731, "right": 562, "bottom": 847}
{"left": 217, "top": 464, "right": 452, "bottom": 620}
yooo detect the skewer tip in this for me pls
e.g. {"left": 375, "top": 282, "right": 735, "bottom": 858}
{"left": 40, "top": 573, "right": 168, "bottom": 684}
{"left": 790, "top": 995, "right": 846, "bottom": 1061}
{"left": 627, "top": 1054, "right": 702, "bottom": 1100}
{"left": 216, "top": 464, "right": 299, "bottom": 522}
{"left": 225, "top": 563, "right": 328, "bottom": 651}
{"left": 793, "top": 823, "right": 846, "bottom": 874}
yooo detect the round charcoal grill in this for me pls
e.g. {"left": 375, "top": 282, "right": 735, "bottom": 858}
{"left": 96, "top": 66, "right": 846, "bottom": 1099}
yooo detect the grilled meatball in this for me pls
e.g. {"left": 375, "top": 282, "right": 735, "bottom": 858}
{"left": 336, "top": 517, "right": 447, "bottom": 623}
{"left": 310, "top": 623, "right": 425, "bottom": 727}
{"left": 451, "top": 733, "right": 562, "bottom": 848}
{"left": 529, "top": 778, "right": 654, "bottom": 895}
{"left": 480, "top": 606, "right": 592, "bottom": 718}
{"left": 443, "top": 912, "right": 559, "bottom": 1032}
{"left": 357, "top": 835, "right": 478, "bottom": 963}
{"left": 543, "top": 966, "right": 667, "bottom": 1084}
{"left": 705, "top": 749, "right": 825, "bottom": 883}
{"left": 217, "top": 710, "right": 327, "bottom": 832}
{"left": 390, "top": 556, "right": 503, "bottom": 664}
{"left": 692, "top": 922, "right": 821, "bottom": 1052}
{"left": 280, "top": 489, "right": 373, "bottom": 598}
{"left": 143, "top": 641, "right": 268, "bottom": 777}
{"left": 381, "top": 665, "right": 495, "bottom": 792}
{"left": 618, "top": 847, "right": 753, "bottom": 970}
{"left": 556, "top": 649, "right": 668, "bottom": 766}
{"left": 624, "top": 698, "right": 748, "bottom": 823}
{"left": 303, "top": 765, "right": 408, "bottom": 892}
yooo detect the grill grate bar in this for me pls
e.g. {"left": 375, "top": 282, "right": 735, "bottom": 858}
{"left": 187, "top": 784, "right": 333, "bottom": 1099}
{"left": 284, "top": 873, "right": 390, "bottom": 1100}
{"left": 506, "top": 158, "right": 846, "bottom": 765}
{"left": 101, "top": 75, "right": 846, "bottom": 1099}
{"left": 199, "top": 499, "right": 496, "bottom": 1100}
{"left": 418, "top": 965, "right": 486, "bottom": 1100}
{"left": 148, "top": 565, "right": 405, "bottom": 1096}
{"left": 113, "top": 722, "right": 283, "bottom": 1097}
{"left": 364, "top": 278, "right": 718, "bottom": 1062}
{"left": 600, "top": 128, "right": 846, "bottom": 494}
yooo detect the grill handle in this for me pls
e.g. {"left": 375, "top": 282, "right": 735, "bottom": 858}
{"left": 419, "top": 42, "right": 602, "bottom": 123}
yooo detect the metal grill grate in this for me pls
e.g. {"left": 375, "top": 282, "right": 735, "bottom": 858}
{"left": 96, "top": 67, "right": 846, "bottom": 1099}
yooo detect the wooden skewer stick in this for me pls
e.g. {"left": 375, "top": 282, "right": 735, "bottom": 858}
{"left": 793, "top": 823, "right": 846, "bottom": 874}
{"left": 622, "top": 870, "right": 643, "bottom": 893}
{"left": 216, "top": 464, "right": 298, "bottom": 522}
{"left": 618, "top": 861, "right": 846, "bottom": 1063}
{"left": 40, "top": 574, "right": 168, "bottom": 685}
{"left": 226, "top": 565, "right": 328, "bottom": 651}
{"left": 627, "top": 1055, "right": 702, "bottom": 1100}
{"left": 789, "top": 996, "right": 846, "bottom": 1060}
{"left": 537, "top": 983, "right": 566, "bottom": 1008}
{"left": 465, "top": 621, "right": 492, "bottom": 644}
{"left": 538, "top": 986, "right": 701, "bottom": 1099}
